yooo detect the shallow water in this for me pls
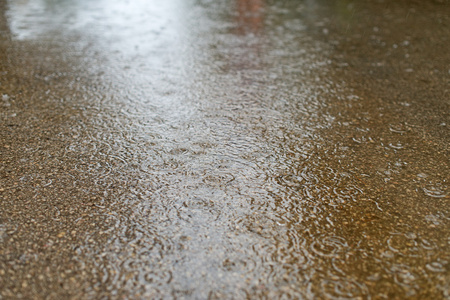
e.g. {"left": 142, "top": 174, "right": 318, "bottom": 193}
{"left": 0, "top": 0, "right": 449, "bottom": 298}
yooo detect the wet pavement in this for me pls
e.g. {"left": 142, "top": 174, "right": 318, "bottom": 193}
{"left": 0, "top": 0, "right": 449, "bottom": 298}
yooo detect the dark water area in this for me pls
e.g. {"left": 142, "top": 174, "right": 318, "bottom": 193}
{"left": 0, "top": 0, "right": 449, "bottom": 298}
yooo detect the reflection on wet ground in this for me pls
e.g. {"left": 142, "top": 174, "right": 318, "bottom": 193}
{"left": 0, "top": 0, "right": 449, "bottom": 298}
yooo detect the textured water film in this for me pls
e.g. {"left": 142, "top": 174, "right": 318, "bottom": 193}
{"left": 0, "top": 0, "right": 449, "bottom": 298}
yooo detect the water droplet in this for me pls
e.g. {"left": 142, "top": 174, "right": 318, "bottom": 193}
{"left": 310, "top": 235, "right": 348, "bottom": 258}
{"left": 423, "top": 184, "right": 448, "bottom": 198}
{"left": 391, "top": 264, "right": 417, "bottom": 291}
{"left": 389, "top": 142, "right": 405, "bottom": 149}
{"left": 319, "top": 278, "right": 368, "bottom": 299}
{"left": 389, "top": 124, "right": 409, "bottom": 134}
{"left": 426, "top": 261, "right": 446, "bottom": 273}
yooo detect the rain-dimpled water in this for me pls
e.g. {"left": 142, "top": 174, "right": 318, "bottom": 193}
{"left": 0, "top": 0, "right": 449, "bottom": 298}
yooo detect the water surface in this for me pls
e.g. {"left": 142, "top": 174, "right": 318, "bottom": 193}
{"left": 0, "top": 0, "right": 449, "bottom": 298}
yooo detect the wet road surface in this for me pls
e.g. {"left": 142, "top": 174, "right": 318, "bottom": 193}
{"left": 0, "top": 0, "right": 449, "bottom": 298}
